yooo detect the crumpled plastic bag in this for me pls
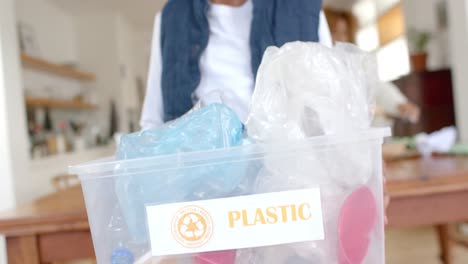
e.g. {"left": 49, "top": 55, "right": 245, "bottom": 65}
{"left": 246, "top": 41, "right": 377, "bottom": 141}
{"left": 114, "top": 103, "right": 246, "bottom": 242}
{"left": 117, "top": 103, "right": 243, "bottom": 159}
{"left": 245, "top": 41, "right": 377, "bottom": 189}
{"left": 415, "top": 126, "right": 457, "bottom": 156}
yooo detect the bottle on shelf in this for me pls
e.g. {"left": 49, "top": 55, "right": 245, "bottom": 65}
{"left": 56, "top": 122, "right": 67, "bottom": 155}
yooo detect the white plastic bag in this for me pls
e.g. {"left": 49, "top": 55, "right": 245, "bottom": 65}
{"left": 246, "top": 41, "right": 377, "bottom": 141}
{"left": 246, "top": 41, "right": 378, "bottom": 188}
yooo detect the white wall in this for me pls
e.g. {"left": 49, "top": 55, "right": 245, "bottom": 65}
{"left": 0, "top": 0, "right": 29, "bottom": 262}
{"left": 447, "top": 0, "right": 468, "bottom": 143}
{"left": 116, "top": 16, "right": 152, "bottom": 131}
{"left": 133, "top": 30, "right": 152, "bottom": 84}
{"left": 402, "top": 0, "right": 439, "bottom": 31}
{"left": 76, "top": 12, "right": 149, "bottom": 135}
{"left": 0, "top": 0, "right": 30, "bottom": 207}
{"left": 76, "top": 12, "right": 122, "bottom": 135}
{"left": 15, "top": 0, "right": 78, "bottom": 62}
{"left": 116, "top": 16, "right": 138, "bottom": 132}
{"left": 131, "top": 29, "right": 152, "bottom": 123}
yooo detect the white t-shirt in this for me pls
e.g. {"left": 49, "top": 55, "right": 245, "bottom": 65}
{"left": 141, "top": 1, "right": 333, "bottom": 130}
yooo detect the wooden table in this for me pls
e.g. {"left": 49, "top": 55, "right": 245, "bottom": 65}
{"left": 386, "top": 155, "right": 468, "bottom": 264}
{"left": 0, "top": 185, "right": 94, "bottom": 264}
{"left": 1, "top": 155, "right": 468, "bottom": 263}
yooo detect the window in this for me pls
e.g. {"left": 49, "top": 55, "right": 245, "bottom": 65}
{"left": 356, "top": 25, "right": 379, "bottom": 51}
{"left": 376, "top": 37, "right": 410, "bottom": 81}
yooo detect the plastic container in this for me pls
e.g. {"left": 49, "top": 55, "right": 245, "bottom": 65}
{"left": 70, "top": 128, "right": 389, "bottom": 264}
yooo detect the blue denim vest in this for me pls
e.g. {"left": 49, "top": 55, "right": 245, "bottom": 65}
{"left": 161, "top": 0, "right": 322, "bottom": 121}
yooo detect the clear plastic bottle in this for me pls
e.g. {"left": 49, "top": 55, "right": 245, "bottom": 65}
{"left": 108, "top": 205, "right": 134, "bottom": 264}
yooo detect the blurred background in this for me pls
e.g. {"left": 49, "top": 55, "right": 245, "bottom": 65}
{"left": 0, "top": 0, "right": 468, "bottom": 263}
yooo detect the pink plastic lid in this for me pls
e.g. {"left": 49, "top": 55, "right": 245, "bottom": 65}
{"left": 338, "top": 186, "right": 377, "bottom": 264}
{"left": 193, "top": 250, "right": 236, "bottom": 264}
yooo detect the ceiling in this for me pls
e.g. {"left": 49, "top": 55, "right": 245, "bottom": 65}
{"left": 50, "top": 0, "right": 167, "bottom": 29}
{"left": 51, "top": 0, "right": 400, "bottom": 30}
{"left": 324, "top": 0, "right": 360, "bottom": 10}
{"left": 326, "top": 0, "right": 401, "bottom": 26}
{"left": 325, "top": 0, "right": 400, "bottom": 13}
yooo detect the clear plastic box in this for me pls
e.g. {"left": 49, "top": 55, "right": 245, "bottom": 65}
{"left": 70, "top": 128, "right": 389, "bottom": 264}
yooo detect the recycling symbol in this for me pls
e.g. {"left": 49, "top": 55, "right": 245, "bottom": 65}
{"left": 179, "top": 213, "right": 206, "bottom": 241}
{"left": 172, "top": 206, "right": 213, "bottom": 248}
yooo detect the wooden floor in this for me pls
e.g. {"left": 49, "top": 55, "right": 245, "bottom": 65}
{"left": 387, "top": 227, "right": 468, "bottom": 264}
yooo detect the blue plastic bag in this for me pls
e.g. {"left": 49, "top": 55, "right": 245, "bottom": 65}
{"left": 114, "top": 103, "right": 246, "bottom": 242}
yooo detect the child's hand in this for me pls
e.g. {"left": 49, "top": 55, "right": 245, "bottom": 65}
{"left": 397, "top": 102, "right": 420, "bottom": 123}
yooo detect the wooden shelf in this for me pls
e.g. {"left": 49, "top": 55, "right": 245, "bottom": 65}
{"left": 21, "top": 53, "right": 96, "bottom": 82}
{"left": 30, "top": 145, "right": 115, "bottom": 164}
{"left": 25, "top": 97, "right": 96, "bottom": 110}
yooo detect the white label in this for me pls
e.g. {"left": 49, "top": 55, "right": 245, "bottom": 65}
{"left": 146, "top": 188, "right": 324, "bottom": 256}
